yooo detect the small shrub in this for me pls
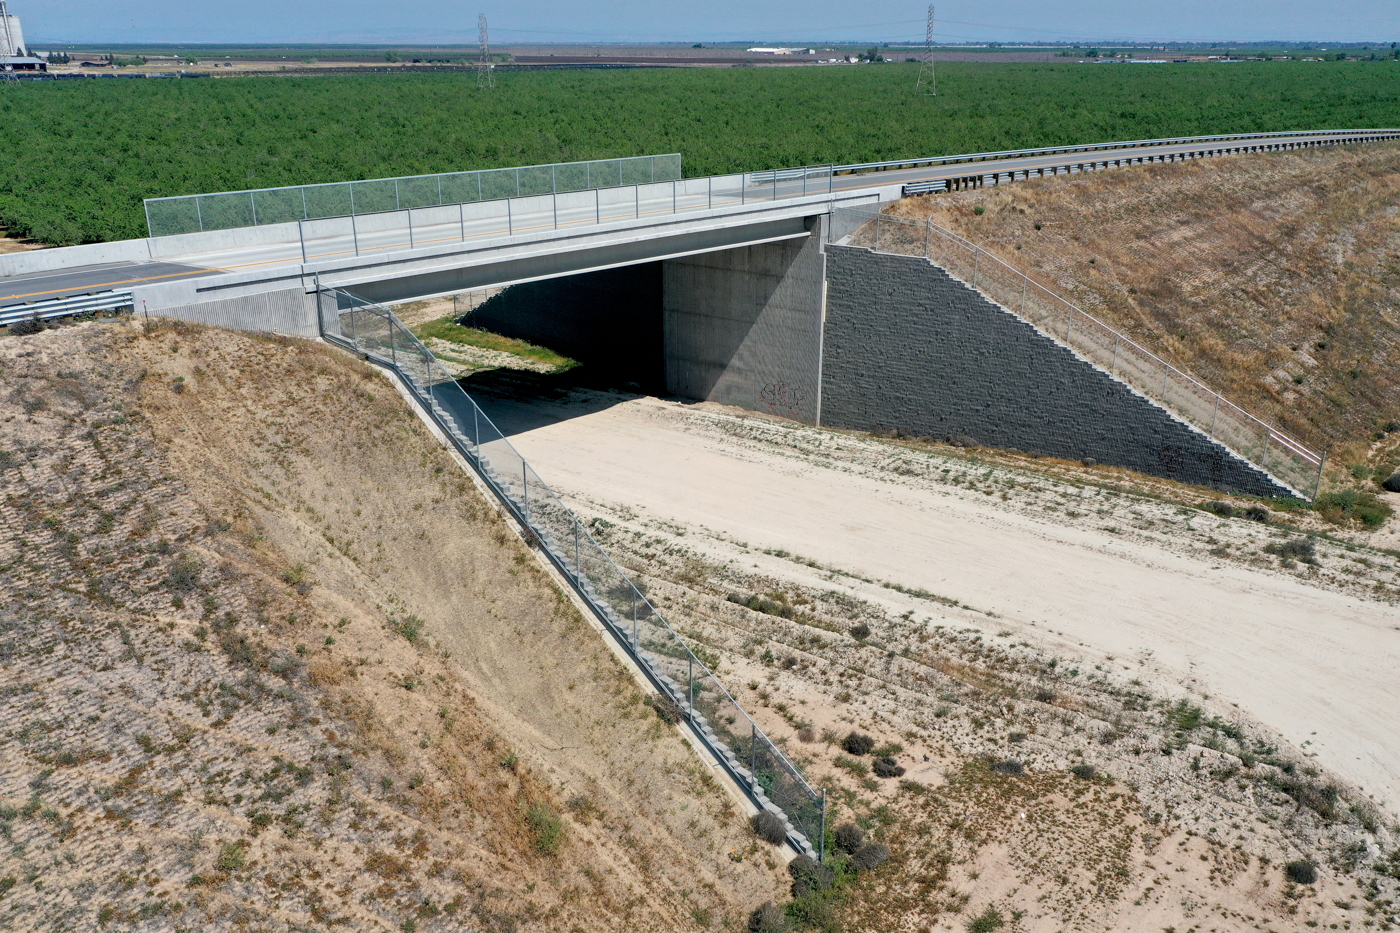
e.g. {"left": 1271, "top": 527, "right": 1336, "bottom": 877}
{"left": 967, "top": 907, "right": 1005, "bottom": 932}
{"left": 788, "top": 855, "right": 835, "bottom": 898}
{"left": 1007, "top": 731, "right": 1027, "bottom": 743}
{"left": 650, "top": 693, "right": 685, "bottom": 725}
{"left": 872, "top": 756, "right": 905, "bottom": 778}
{"left": 1070, "top": 764, "right": 1096, "bottom": 780}
{"left": 524, "top": 801, "right": 564, "bottom": 854}
{"left": 1243, "top": 504, "right": 1271, "bottom": 523}
{"left": 214, "top": 842, "right": 245, "bottom": 873}
{"left": 1315, "top": 489, "right": 1393, "bottom": 528}
{"left": 786, "top": 891, "right": 839, "bottom": 931}
{"left": 391, "top": 613, "right": 424, "bottom": 643}
{"left": 1265, "top": 537, "right": 1317, "bottom": 565}
{"left": 990, "top": 759, "right": 1024, "bottom": 776}
{"left": 797, "top": 726, "right": 816, "bottom": 743}
{"left": 850, "top": 842, "right": 890, "bottom": 871}
{"left": 1033, "top": 688, "right": 1056, "bottom": 703}
{"left": 10, "top": 315, "right": 43, "bottom": 336}
{"left": 1381, "top": 473, "right": 1400, "bottom": 493}
{"left": 833, "top": 821, "right": 865, "bottom": 854}
{"left": 849, "top": 623, "right": 870, "bottom": 640}
{"left": 747, "top": 900, "right": 790, "bottom": 933}
{"left": 1203, "top": 500, "right": 1235, "bottom": 517}
{"left": 1284, "top": 859, "right": 1318, "bottom": 884}
{"left": 973, "top": 205, "right": 985, "bottom": 215}
{"left": 834, "top": 755, "right": 869, "bottom": 777}
{"left": 842, "top": 732, "right": 875, "bottom": 756}
{"left": 751, "top": 810, "right": 787, "bottom": 846}
{"left": 165, "top": 552, "right": 203, "bottom": 592}
{"left": 0, "top": 449, "right": 14, "bottom": 472}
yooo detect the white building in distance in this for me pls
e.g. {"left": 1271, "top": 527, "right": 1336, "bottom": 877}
{"left": 0, "top": 0, "right": 26, "bottom": 57}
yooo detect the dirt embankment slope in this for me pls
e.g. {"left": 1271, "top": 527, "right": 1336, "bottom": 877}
{"left": 887, "top": 142, "right": 1400, "bottom": 470}
{"left": 0, "top": 321, "right": 787, "bottom": 931}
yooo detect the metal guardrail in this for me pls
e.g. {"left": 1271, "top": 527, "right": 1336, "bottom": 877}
{"left": 833, "top": 207, "right": 1326, "bottom": 499}
{"left": 835, "top": 128, "right": 1400, "bottom": 175}
{"left": 0, "top": 290, "right": 133, "bottom": 327}
{"left": 317, "top": 287, "right": 827, "bottom": 860}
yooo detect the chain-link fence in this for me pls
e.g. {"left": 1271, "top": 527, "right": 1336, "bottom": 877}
{"left": 832, "top": 207, "right": 1325, "bottom": 499}
{"left": 318, "top": 286, "right": 826, "bottom": 859}
{"left": 144, "top": 155, "right": 683, "bottom": 237}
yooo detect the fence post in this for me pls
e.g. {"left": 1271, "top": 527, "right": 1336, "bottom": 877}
{"left": 924, "top": 220, "right": 931, "bottom": 259}
{"left": 408, "top": 210, "right": 415, "bottom": 249}
{"left": 1021, "top": 276, "right": 1027, "bottom": 316}
{"left": 1065, "top": 306, "right": 1072, "bottom": 344}
{"left": 552, "top": 164, "right": 556, "bottom": 195}
{"left": 195, "top": 197, "right": 204, "bottom": 233}
{"left": 1209, "top": 394, "right": 1220, "bottom": 438}
{"left": 750, "top": 723, "right": 757, "bottom": 779}
{"left": 1261, "top": 431, "right": 1270, "bottom": 470}
{"left": 819, "top": 789, "right": 827, "bottom": 863}
{"left": 351, "top": 213, "right": 360, "bottom": 257}
{"left": 632, "top": 591, "right": 637, "bottom": 644}
{"left": 459, "top": 202, "right": 466, "bottom": 241}
{"left": 1111, "top": 335, "right": 1119, "bottom": 375}
{"left": 394, "top": 179, "right": 400, "bottom": 210}
{"left": 437, "top": 175, "right": 443, "bottom": 205}
{"left": 1314, "top": 450, "right": 1327, "bottom": 501}
{"left": 523, "top": 461, "right": 529, "bottom": 522}
{"left": 708, "top": 176, "right": 712, "bottom": 210}
{"left": 250, "top": 193, "right": 258, "bottom": 226}
{"left": 1162, "top": 367, "right": 1169, "bottom": 402}
{"left": 595, "top": 188, "right": 600, "bottom": 224}
{"left": 552, "top": 193, "right": 557, "bottom": 230}
{"left": 875, "top": 214, "right": 881, "bottom": 251}
{"left": 574, "top": 523, "right": 580, "bottom": 573}
{"left": 298, "top": 220, "right": 307, "bottom": 263}
{"left": 688, "top": 656, "right": 693, "bottom": 719}
{"left": 634, "top": 185, "right": 639, "bottom": 219}
{"left": 473, "top": 403, "right": 479, "bottom": 450}
{"left": 973, "top": 250, "right": 979, "bottom": 289}
{"left": 803, "top": 168, "right": 808, "bottom": 197}
{"left": 515, "top": 168, "right": 520, "bottom": 198}
{"left": 672, "top": 180, "right": 677, "bottom": 214}
{"left": 507, "top": 198, "right": 513, "bottom": 235}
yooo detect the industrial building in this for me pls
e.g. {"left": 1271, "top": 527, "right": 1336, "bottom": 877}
{"left": 0, "top": 0, "right": 25, "bottom": 57}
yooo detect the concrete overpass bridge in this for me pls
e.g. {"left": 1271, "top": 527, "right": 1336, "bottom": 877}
{"left": 2, "top": 128, "right": 1396, "bottom": 496}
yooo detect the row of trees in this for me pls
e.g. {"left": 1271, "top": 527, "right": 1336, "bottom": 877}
{"left": 2, "top": 62, "right": 1399, "bottom": 245}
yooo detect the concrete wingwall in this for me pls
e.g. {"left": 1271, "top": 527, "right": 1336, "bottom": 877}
{"left": 819, "top": 246, "right": 1291, "bottom": 498}
{"left": 661, "top": 216, "right": 825, "bottom": 424}
{"left": 131, "top": 280, "right": 319, "bottom": 339}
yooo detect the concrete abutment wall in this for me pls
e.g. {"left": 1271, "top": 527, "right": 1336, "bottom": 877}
{"left": 661, "top": 216, "right": 825, "bottom": 424}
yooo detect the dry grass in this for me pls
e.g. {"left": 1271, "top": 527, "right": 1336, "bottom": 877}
{"left": 0, "top": 319, "right": 787, "bottom": 931}
{"left": 886, "top": 141, "right": 1400, "bottom": 472}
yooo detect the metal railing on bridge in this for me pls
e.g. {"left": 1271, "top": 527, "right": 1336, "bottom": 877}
{"left": 144, "top": 154, "right": 684, "bottom": 237}
{"left": 830, "top": 207, "right": 1325, "bottom": 499}
{"left": 317, "top": 286, "right": 826, "bottom": 860}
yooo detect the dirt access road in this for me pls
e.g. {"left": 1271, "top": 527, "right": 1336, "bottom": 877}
{"left": 474, "top": 389, "right": 1400, "bottom": 817}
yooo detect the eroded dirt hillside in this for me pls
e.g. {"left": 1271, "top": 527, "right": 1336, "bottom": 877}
{"left": 0, "top": 320, "right": 787, "bottom": 931}
{"left": 888, "top": 141, "right": 1400, "bottom": 469}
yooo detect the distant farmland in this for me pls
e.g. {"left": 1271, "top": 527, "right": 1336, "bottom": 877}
{"left": 3, "top": 61, "right": 1399, "bottom": 245}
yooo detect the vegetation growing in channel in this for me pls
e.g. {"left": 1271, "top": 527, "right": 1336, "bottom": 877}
{"left": 4, "top": 62, "right": 1400, "bottom": 244}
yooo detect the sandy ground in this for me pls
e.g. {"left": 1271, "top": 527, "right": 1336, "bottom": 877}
{"left": 470, "top": 389, "right": 1400, "bottom": 820}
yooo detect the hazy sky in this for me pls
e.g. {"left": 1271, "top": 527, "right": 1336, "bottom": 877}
{"left": 18, "top": 0, "right": 1400, "bottom": 46}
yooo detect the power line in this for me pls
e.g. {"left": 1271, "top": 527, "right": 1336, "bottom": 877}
{"left": 476, "top": 13, "right": 494, "bottom": 89}
{"left": 915, "top": 5, "right": 935, "bottom": 96}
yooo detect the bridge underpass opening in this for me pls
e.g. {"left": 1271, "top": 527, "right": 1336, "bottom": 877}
{"left": 378, "top": 214, "right": 828, "bottom": 433}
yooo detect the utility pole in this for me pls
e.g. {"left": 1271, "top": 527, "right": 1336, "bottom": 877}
{"left": 914, "top": 4, "right": 936, "bottom": 96}
{"left": 476, "top": 14, "right": 495, "bottom": 89}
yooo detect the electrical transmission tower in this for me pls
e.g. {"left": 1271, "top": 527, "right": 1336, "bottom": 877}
{"left": 914, "top": 4, "right": 936, "bottom": 95}
{"left": 476, "top": 14, "right": 495, "bottom": 89}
